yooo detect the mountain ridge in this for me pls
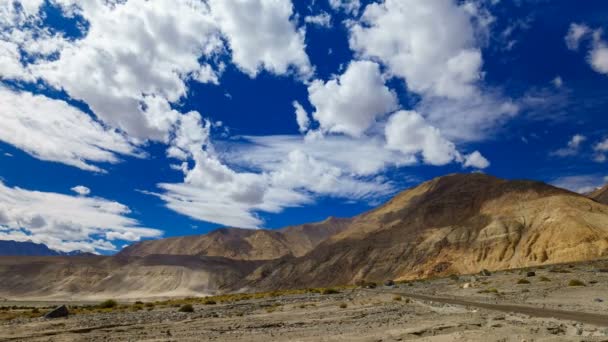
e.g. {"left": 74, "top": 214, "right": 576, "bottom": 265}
{"left": 1, "top": 173, "right": 608, "bottom": 300}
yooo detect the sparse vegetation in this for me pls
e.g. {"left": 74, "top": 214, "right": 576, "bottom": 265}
{"left": 202, "top": 299, "right": 217, "bottom": 305}
{"left": 393, "top": 295, "right": 402, "bottom": 301}
{"left": 539, "top": 276, "right": 551, "bottom": 282}
{"left": 338, "top": 303, "right": 347, "bottom": 309}
{"left": 517, "top": 279, "right": 530, "bottom": 285}
{"left": 568, "top": 279, "right": 585, "bottom": 287}
{"left": 478, "top": 288, "right": 499, "bottom": 294}
{"left": 178, "top": 304, "right": 194, "bottom": 313}
{"left": 321, "top": 288, "right": 339, "bottom": 295}
{"left": 98, "top": 299, "right": 118, "bottom": 309}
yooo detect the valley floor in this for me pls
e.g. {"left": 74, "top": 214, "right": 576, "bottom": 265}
{"left": 2, "top": 260, "right": 608, "bottom": 341}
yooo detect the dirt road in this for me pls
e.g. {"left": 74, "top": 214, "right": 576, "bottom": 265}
{"left": 376, "top": 289, "right": 608, "bottom": 327}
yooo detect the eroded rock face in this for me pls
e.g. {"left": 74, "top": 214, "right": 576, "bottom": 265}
{"left": 246, "top": 174, "right": 608, "bottom": 290}
{"left": 45, "top": 305, "right": 68, "bottom": 319}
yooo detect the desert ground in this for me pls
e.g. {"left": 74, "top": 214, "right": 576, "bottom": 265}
{"left": 1, "top": 259, "right": 608, "bottom": 341}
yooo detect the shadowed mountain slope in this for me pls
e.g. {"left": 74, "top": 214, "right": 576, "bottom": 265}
{"left": 118, "top": 217, "right": 351, "bottom": 260}
{"left": 589, "top": 183, "right": 608, "bottom": 204}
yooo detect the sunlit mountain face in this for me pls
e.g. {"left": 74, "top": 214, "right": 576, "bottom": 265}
{"left": 0, "top": 0, "right": 607, "bottom": 254}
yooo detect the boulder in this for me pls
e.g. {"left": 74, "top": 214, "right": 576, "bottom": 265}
{"left": 526, "top": 271, "right": 536, "bottom": 277}
{"left": 463, "top": 283, "right": 471, "bottom": 289}
{"left": 384, "top": 280, "right": 395, "bottom": 287}
{"left": 45, "top": 305, "right": 69, "bottom": 319}
{"left": 480, "top": 269, "right": 492, "bottom": 276}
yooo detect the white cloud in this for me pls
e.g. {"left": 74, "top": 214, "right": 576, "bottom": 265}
{"left": 293, "top": 101, "right": 310, "bottom": 133}
{"left": 305, "top": 12, "right": 332, "bottom": 28}
{"left": 71, "top": 185, "right": 91, "bottom": 196}
{"left": 225, "top": 135, "right": 415, "bottom": 177}
{"left": 308, "top": 60, "right": 398, "bottom": 137}
{"left": 565, "top": 23, "right": 608, "bottom": 75}
{"left": 209, "top": 0, "right": 312, "bottom": 78}
{"left": 328, "top": 0, "right": 360, "bottom": 15}
{"left": 0, "top": 181, "right": 161, "bottom": 252}
{"left": 416, "top": 93, "right": 518, "bottom": 142}
{"left": 551, "top": 175, "right": 607, "bottom": 194}
{"left": 463, "top": 151, "right": 490, "bottom": 169}
{"left": 594, "top": 138, "right": 608, "bottom": 162}
{"left": 0, "top": 87, "right": 139, "bottom": 172}
{"left": 349, "top": 0, "right": 483, "bottom": 99}
{"left": 31, "top": 0, "right": 223, "bottom": 142}
{"left": 565, "top": 23, "right": 591, "bottom": 51}
{"left": 384, "top": 110, "right": 459, "bottom": 166}
{"left": 551, "top": 134, "right": 587, "bottom": 157}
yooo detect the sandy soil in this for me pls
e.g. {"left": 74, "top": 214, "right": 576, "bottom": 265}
{"left": 2, "top": 260, "right": 608, "bottom": 341}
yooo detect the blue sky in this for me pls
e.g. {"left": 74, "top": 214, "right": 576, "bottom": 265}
{"left": 0, "top": 0, "right": 607, "bottom": 253}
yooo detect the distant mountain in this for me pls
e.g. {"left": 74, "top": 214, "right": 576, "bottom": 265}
{"left": 588, "top": 183, "right": 608, "bottom": 204}
{"left": 1, "top": 173, "right": 608, "bottom": 300}
{"left": 118, "top": 216, "right": 351, "bottom": 260}
{"left": 0, "top": 240, "right": 93, "bottom": 256}
{"left": 0, "top": 240, "right": 61, "bottom": 256}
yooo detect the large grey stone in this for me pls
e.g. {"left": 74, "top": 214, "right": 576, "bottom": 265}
{"left": 45, "top": 305, "right": 69, "bottom": 319}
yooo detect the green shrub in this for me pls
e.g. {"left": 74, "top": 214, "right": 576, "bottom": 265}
{"left": 203, "top": 299, "right": 216, "bottom": 305}
{"left": 517, "top": 279, "right": 530, "bottom": 285}
{"left": 178, "top": 304, "right": 194, "bottom": 313}
{"left": 568, "top": 279, "right": 585, "bottom": 287}
{"left": 134, "top": 301, "right": 144, "bottom": 305}
{"left": 98, "top": 299, "right": 118, "bottom": 309}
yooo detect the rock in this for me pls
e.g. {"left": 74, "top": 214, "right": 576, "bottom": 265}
{"left": 469, "top": 276, "right": 478, "bottom": 282}
{"left": 463, "top": 283, "right": 471, "bottom": 289}
{"left": 526, "top": 271, "right": 536, "bottom": 277}
{"left": 45, "top": 305, "right": 69, "bottom": 319}
{"left": 384, "top": 280, "right": 395, "bottom": 287}
{"left": 480, "top": 269, "right": 491, "bottom": 276}
{"left": 594, "top": 298, "right": 604, "bottom": 303}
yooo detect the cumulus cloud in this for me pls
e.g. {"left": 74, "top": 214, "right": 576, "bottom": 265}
{"left": 349, "top": 0, "right": 483, "bottom": 99}
{"left": 308, "top": 60, "right": 398, "bottom": 137}
{"left": 30, "top": 0, "right": 223, "bottom": 142}
{"left": 384, "top": 110, "right": 459, "bottom": 166}
{"left": 463, "top": 151, "right": 490, "bottom": 169}
{"left": 0, "top": 182, "right": 161, "bottom": 252}
{"left": 209, "top": 0, "right": 312, "bottom": 78}
{"left": 71, "top": 185, "right": 91, "bottom": 196}
{"left": 0, "top": 87, "right": 139, "bottom": 172}
{"left": 565, "top": 23, "right": 608, "bottom": 75}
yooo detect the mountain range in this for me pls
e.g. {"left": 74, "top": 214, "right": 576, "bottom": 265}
{"left": 1, "top": 173, "right": 607, "bottom": 300}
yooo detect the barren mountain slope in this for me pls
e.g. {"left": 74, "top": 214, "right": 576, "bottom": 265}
{"left": 0, "top": 255, "right": 261, "bottom": 300}
{"left": 119, "top": 217, "right": 350, "bottom": 260}
{"left": 589, "top": 183, "right": 608, "bottom": 204}
{"left": 245, "top": 173, "right": 608, "bottom": 289}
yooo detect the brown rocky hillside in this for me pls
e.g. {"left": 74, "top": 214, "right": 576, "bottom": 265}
{"left": 245, "top": 173, "right": 608, "bottom": 290}
{"left": 118, "top": 216, "right": 351, "bottom": 260}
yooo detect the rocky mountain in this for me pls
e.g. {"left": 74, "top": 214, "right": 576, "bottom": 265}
{"left": 119, "top": 216, "right": 351, "bottom": 260}
{"left": 2, "top": 173, "right": 608, "bottom": 300}
{"left": 0, "top": 240, "right": 59, "bottom": 256}
{"left": 246, "top": 173, "right": 608, "bottom": 289}
{"left": 0, "top": 240, "right": 95, "bottom": 257}
{"left": 589, "top": 183, "right": 608, "bottom": 204}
